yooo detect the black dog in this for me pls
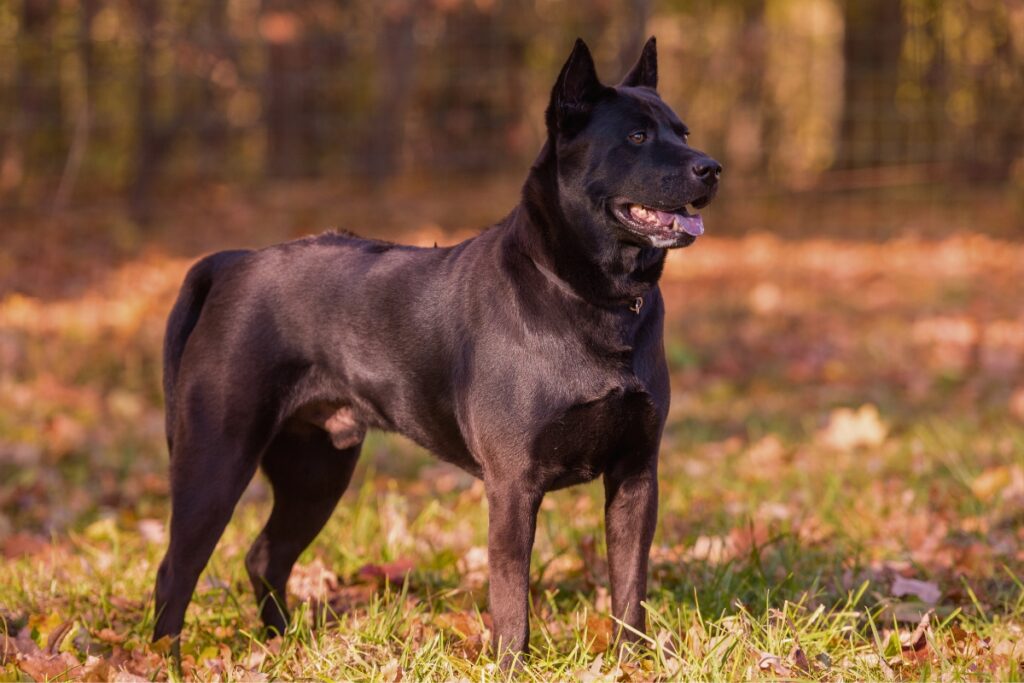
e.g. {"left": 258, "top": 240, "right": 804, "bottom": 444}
{"left": 153, "top": 36, "right": 720, "bottom": 664}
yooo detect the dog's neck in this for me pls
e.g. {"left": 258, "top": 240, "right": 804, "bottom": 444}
{"left": 508, "top": 141, "right": 666, "bottom": 309}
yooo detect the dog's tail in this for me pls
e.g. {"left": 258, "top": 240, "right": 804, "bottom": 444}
{"left": 163, "top": 250, "right": 250, "bottom": 451}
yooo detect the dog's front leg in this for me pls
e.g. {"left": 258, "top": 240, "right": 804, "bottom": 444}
{"left": 603, "top": 457, "right": 658, "bottom": 648}
{"left": 485, "top": 477, "right": 543, "bottom": 667}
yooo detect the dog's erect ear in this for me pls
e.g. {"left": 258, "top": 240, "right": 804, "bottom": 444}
{"left": 545, "top": 38, "right": 605, "bottom": 135}
{"left": 619, "top": 36, "right": 658, "bottom": 90}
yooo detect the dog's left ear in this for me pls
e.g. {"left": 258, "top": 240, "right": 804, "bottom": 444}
{"left": 619, "top": 36, "right": 658, "bottom": 90}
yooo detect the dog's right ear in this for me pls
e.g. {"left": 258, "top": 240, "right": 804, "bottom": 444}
{"left": 545, "top": 38, "right": 606, "bottom": 136}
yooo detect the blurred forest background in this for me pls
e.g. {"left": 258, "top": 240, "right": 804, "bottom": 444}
{"left": 3, "top": 2, "right": 1024, "bottom": 679}
{"left": 1, "top": 0, "right": 1023, "bottom": 240}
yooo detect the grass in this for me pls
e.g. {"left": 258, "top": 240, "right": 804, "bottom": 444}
{"left": 2, "top": 208, "right": 1024, "bottom": 679}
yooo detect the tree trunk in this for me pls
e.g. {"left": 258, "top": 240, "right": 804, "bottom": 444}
{"left": 5, "top": 0, "right": 61, "bottom": 204}
{"left": 358, "top": 0, "right": 418, "bottom": 184}
{"left": 617, "top": 0, "right": 652, "bottom": 78}
{"left": 836, "top": 0, "right": 905, "bottom": 169}
{"left": 262, "top": 0, "right": 317, "bottom": 179}
{"left": 198, "top": 0, "right": 231, "bottom": 181}
{"left": 131, "top": 0, "right": 179, "bottom": 223}
{"left": 54, "top": 0, "right": 99, "bottom": 209}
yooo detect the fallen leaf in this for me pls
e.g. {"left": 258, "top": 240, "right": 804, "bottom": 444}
{"left": 970, "top": 466, "right": 1012, "bottom": 502}
{"left": 95, "top": 627, "right": 126, "bottom": 644}
{"left": 898, "top": 610, "right": 934, "bottom": 664}
{"left": 17, "top": 651, "right": 81, "bottom": 680}
{"left": 358, "top": 557, "right": 415, "bottom": 585}
{"left": 457, "top": 546, "right": 488, "bottom": 589}
{"left": 891, "top": 576, "right": 941, "bottom": 604}
{"left": 45, "top": 619, "right": 74, "bottom": 654}
{"left": 579, "top": 535, "right": 608, "bottom": 587}
{"left": 755, "top": 650, "right": 793, "bottom": 677}
{"left": 790, "top": 646, "right": 811, "bottom": 674}
{"left": 0, "top": 634, "right": 17, "bottom": 665}
{"left": 136, "top": 519, "right": 166, "bottom": 545}
{"left": 436, "top": 612, "right": 484, "bottom": 638}
{"left": 79, "top": 654, "right": 112, "bottom": 681}
{"left": 818, "top": 404, "right": 888, "bottom": 451}
{"left": 1010, "top": 387, "right": 1024, "bottom": 422}
{"left": 287, "top": 558, "right": 338, "bottom": 601}
{"left": 2, "top": 533, "right": 49, "bottom": 559}
{"left": 584, "top": 614, "right": 612, "bottom": 654}
{"left": 747, "top": 434, "right": 786, "bottom": 468}
{"left": 327, "top": 584, "right": 377, "bottom": 613}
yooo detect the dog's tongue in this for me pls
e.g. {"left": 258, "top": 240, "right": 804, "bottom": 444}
{"left": 654, "top": 210, "right": 704, "bottom": 237}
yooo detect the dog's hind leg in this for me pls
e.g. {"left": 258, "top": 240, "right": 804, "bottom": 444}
{"left": 153, "top": 432, "right": 262, "bottom": 651}
{"left": 245, "top": 429, "right": 361, "bottom": 634}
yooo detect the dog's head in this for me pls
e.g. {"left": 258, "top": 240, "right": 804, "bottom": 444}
{"left": 544, "top": 37, "right": 721, "bottom": 250}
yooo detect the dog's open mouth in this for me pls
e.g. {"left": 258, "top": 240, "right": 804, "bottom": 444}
{"left": 611, "top": 197, "right": 710, "bottom": 243}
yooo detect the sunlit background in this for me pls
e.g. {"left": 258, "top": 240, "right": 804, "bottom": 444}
{"left": 1, "top": 2, "right": 1024, "bottom": 679}
{"left": 2, "top": 1, "right": 1023, "bottom": 237}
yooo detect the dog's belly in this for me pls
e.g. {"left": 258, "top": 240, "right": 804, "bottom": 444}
{"left": 532, "top": 388, "right": 661, "bottom": 490}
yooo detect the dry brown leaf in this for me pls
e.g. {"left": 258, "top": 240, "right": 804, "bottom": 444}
{"left": 0, "top": 634, "right": 17, "bottom": 665}
{"left": 683, "top": 534, "right": 735, "bottom": 565}
{"left": 817, "top": 404, "right": 888, "bottom": 451}
{"left": 45, "top": 619, "right": 74, "bottom": 654}
{"left": 891, "top": 576, "right": 941, "bottom": 604}
{"left": 584, "top": 614, "right": 612, "bottom": 654}
{"left": 436, "top": 612, "right": 490, "bottom": 660}
{"left": 768, "top": 606, "right": 814, "bottom": 675}
{"left": 970, "top": 466, "right": 1013, "bottom": 502}
{"left": 1010, "top": 387, "right": 1024, "bottom": 422}
{"left": 457, "top": 546, "right": 488, "bottom": 589}
{"left": 2, "top": 533, "right": 49, "bottom": 559}
{"left": 79, "top": 654, "right": 112, "bottom": 681}
{"left": 287, "top": 558, "right": 339, "bottom": 601}
{"left": 579, "top": 535, "right": 609, "bottom": 587}
{"left": 136, "top": 518, "right": 166, "bottom": 545}
{"left": 747, "top": 434, "right": 786, "bottom": 468}
{"left": 755, "top": 650, "right": 793, "bottom": 677}
{"left": 327, "top": 583, "right": 377, "bottom": 614}
{"left": 897, "top": 610, "right": 934, "bottom": 664}
{"left": 358, "top": 557, "right": 415, "bottom": 585}
{"left": 17, "top": 651, "right": 82, "bottom": 680}
{"left": 436, "top": 611, "right": 484, "bottom": 638}
{"left": 790, "top": 645, "right": 811, "bottom": 674}
{"left": 95, "top": 627, "right": 127, "bottom": 644}
{"left": 380, "top": 658, "right": 404, "bottom": 682}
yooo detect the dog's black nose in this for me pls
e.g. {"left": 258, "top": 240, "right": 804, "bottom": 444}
{"left": 693, "top": 159, "right": 722, "bottom": 185}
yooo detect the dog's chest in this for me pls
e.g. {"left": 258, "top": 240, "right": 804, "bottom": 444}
{"left": 531, "top": 384, "right": 661, "bottom": 490}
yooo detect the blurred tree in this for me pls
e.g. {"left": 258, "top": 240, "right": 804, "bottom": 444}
{"left": 10, "top": 0, "right": 62, "bottom": 203}
{"left": 132, "top": 0, "right": 182, "bottom": 222}
{"left": 0, "top": 0, "right": 1019, "bottom": 216}
{"left": 262, "top": 0, "right": 315, "bottom": 178}
{"left": 261, "top": 0, "right": 349, "bottom": 179}
{"left": 196, "top": 0, "right": 231, "bottom": 181}
{"left": 358, "top": 0, "right": 419, "bottom": 184}
{"left": 618, "top": 0, "right": 653, "bottom": 77}
{"left": 53, "top": 0, "right": 98, "bottom": 209}
{"left": 836, "top": 0, "right": 905, "bottom": 169}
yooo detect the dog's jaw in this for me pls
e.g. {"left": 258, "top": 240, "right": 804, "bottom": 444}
{"left": 609, "top": 199, "right": 705, "bottom": 249}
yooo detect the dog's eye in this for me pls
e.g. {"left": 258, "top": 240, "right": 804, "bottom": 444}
{"left": 628, "top": 130, "right": 647, "bottom": 144}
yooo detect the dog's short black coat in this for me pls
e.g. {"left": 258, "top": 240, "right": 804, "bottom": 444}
{"left": 153, "top": 36, "right": 720, "bottom": 664}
